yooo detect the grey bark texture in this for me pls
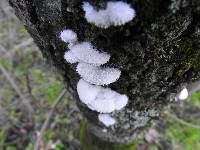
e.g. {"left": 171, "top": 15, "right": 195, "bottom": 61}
{"left": 8, "top": 0, "right": 200, "bottom": 144}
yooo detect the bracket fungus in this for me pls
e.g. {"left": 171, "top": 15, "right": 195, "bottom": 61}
{"left": 60, "top": 29, "right": 77, "bottom": 44}
{"left": 76, "top": 63, "right": 121, "bottom": 86}
{"left": 77, "top": 79, "right": 128, "bottom": 113}
{"left": 69, "top": 42, "right": 110, "bottom": 66}
{"left": 83, "top": 1, "right": 136, "bottom": 28}
{"left": 64, "top": 50, "right": 78, "bottom": 64}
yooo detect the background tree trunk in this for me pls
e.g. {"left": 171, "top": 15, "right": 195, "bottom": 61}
{"left": 8, "top": 0, "right": 200, "bottom": 146}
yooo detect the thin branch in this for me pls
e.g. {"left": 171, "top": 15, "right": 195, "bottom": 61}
{"left": 25, "top": 73, "right": 33, "bottom": 96}
{"left": 10, "top": 38, "right": 33, "bottom": 54}
{"left": 33, "top": 89, "right": 67, "bottom": 150}
{"left": 0, "top": 38, "right": 34, "bottom": 59}
{"left": 0, "top": 64, "right": 34, "bottom": 115}
{"left": 166, "top": 112, "right": 200, "bottom": 129}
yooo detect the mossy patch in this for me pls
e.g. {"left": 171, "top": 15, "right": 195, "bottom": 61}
{"left": 179, "top": 38, "right": 200, "bottom": 69}
{"left": 189, "top": 90, "right": 200, "bottom": 109}
{"left": 166, "top": 117, "right": 200, "bottom": 150}
{"left": 112, "top": 141, "right": 140, "bottom": 150}
{"left": 0, "top": 58, "right": 9, "bottom": 70}
{"left": 0, "top": 129, "right": 6, "bottom": 148}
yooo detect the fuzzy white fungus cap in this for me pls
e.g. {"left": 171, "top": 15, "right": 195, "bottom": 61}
{"left": 88, "top": 98, "right": 115, "bottom": 113}
{"left": 114, "top": 94, "right": 129, "bottom": 110}
{"left": 92, "top": 88, "right": 128, "bottom": 112}
{"left": 70, "top": 42, "right": 110, "bottom": 66}
{"left": 64, "top": 51, "right": 78, "bottom": 64}
{"left": 178, "top": 88, "right": 189, "bottom": 100}
{"left": 107, "top": 1, "right": 136, "bottom": 26}
{"left": 83, "top": 1, "right": 136, "bottom": 28}
{"left": 77, "top": 79, "right": 128, "bottom": 113}
{"left": 88, "top": 88, "right": 116, "bottom": 113}
{"left": 77, "top": 79, "right": 101, "bottom": 104}
{"left": 77, "top": 63, "right": 121, "bottom": 85}
{"left": 60, "top": 29, "right": 77, "bottom": 43}
{"left": 98, "top": 114, "right": 116, "bottom": 127}
{"left": 83, "top": 2, "right": 110, "bottom": 28}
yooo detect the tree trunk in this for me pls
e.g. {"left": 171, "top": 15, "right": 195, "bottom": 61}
{"left": 8, "top": 0, "right": 200, "bottom": 147}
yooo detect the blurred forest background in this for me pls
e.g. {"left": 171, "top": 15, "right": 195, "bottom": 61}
{"left": 0, "top": 0, "right": 200, "bottom": 150}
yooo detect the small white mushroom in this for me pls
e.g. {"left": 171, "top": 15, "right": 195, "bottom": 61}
{"left": 89, "top": 97, "right": 115, "bottom": 113}
{"left": 70, "top": 42, "right": 110, "bottom": 66}
{"left": 83, "top": 2, "right": 110, "bottom": 28}
{"left": 114, "top": 94, "right": 128, "bottom": 110}
{"left": 88, "top": 89, "right": 128, "bottom": 113}
{"left": 98, "top": 114, "right": 116, "bottom": 127}
{"left": 178, "top": 88, "right": 189, "bottom": 100}
{"left": 76, "top": 63, "right": 121, "bottom": 85}
{"left": 77, "top": 79, "right": 101, "bottom": 104}
{"left": 64, "top": 51, "right": 78, "bottom": 64}
{"left": 76, "top": 79, "right": 128, "bottom": 113}
{"left": 60, "top": 29, "right": 77, "bottom": 43}
{"left": 107, "top": 1, "right": 136, "bottom": 26}
{"left": 83, "top": 1, "right": 136, "bottom": 28}
{"left": 93, "top": 88, "right": 128, "bottom": 111}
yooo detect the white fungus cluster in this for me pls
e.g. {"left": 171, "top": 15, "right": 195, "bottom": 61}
{"left": 83, "top": 1, "right": 136, "bottom": 28}
{"left": 60, "top": 28, "right": 129, "bottom": 127}
{"left": 61, "top": 30, "right": 110, "bottom": 65}
{"left": 61, "top": 1, "right": 190, "bottom": 127}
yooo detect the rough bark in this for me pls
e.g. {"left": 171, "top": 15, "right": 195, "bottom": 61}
{"left": 8, "top": 0, "right": 200, "bottom": 144}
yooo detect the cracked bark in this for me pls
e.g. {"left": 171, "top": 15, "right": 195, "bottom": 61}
{"left": 8, "top": 0, "right": 200, "bottom": 146}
